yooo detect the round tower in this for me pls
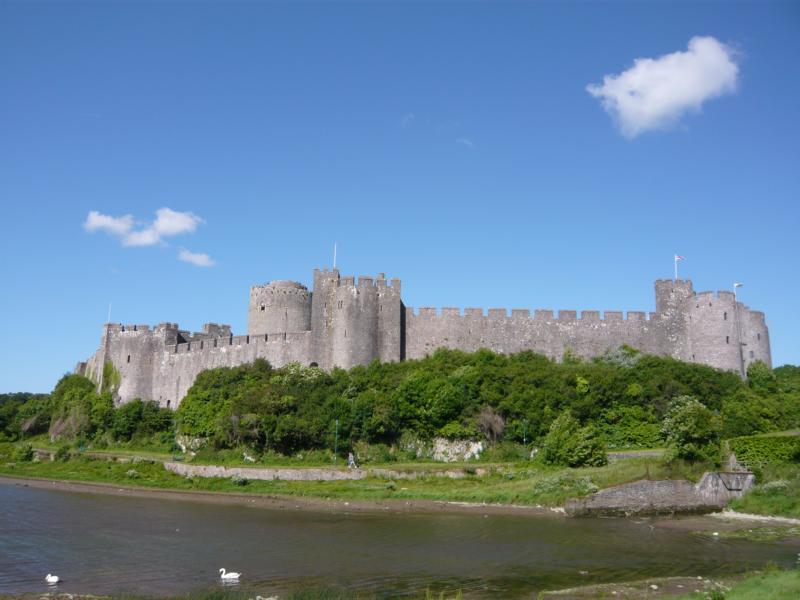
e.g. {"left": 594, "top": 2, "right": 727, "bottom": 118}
{"left": 330, "top": 275, "right": 380, "bottom": 369}
{"left": 248, "top": 280, "right": 311, "bottom": 336}
{"left": 687, "top": 290, "right": 743, "bottom": 375}
{"left": 739, "top": 309, "right": 772, "bottom": 372}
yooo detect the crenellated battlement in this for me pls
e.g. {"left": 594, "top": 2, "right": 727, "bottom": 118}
{"left": 404, "top": 306, "right": 654, "bottom": 322}
{"left": 169, "top": 331, "right": 310, "bottom": 354}
{"left": 250, "top": 281, "right": 310, "bottom": 300}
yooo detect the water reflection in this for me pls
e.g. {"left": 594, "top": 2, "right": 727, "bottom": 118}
{"left": 1, "top": 483, "right": 798, "bottom": 598}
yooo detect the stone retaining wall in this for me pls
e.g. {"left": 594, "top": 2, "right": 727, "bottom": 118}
{"left": 164, "top": 462, "right": 487, "bottom": 482}
{"left": 565, "top": 471, "right": 755, "bottom": 516}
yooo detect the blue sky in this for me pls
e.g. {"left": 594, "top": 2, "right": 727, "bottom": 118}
{"left": 1, "top": 1, "right": 798, "bottom": 393}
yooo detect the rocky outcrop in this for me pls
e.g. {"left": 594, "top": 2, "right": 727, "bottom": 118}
{"left": 565, "top": 471, "right": 755, "bottom": 517}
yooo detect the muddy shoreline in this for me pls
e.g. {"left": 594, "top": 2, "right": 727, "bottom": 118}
{"left": 0, "top": 475, "right": 564, "bottom": 517}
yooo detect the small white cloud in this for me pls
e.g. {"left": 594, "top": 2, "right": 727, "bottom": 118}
{"left": 151, "top": 207, "right": 203, "bottom": 237}
{"left": 178, "top": 248, "right": 215, "bottom": 267}
{"left": 84, "top": 207, "right": 204, "bottom": 247}
{"left": 123, "top": 228, "right": 162, "bottom": 247}
{"left": 456, "top": 137, "right": 476, "bottom": 149}
{"left": 586, "top": 36, "right": 739, "bottom": 138}
{"left": 83, "top": 211, "right": 134, "bottom": 236}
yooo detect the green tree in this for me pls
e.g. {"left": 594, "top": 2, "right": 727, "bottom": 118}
{"left": 540, "top": 409, "right": 607, "bottom": 467}
{"left": 661, "top": 395, "right": 722, "bottom": 463}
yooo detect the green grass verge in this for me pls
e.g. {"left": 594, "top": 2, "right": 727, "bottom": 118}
{"left": 675, "top": 569, "right": 800, "bottom": 600}
{"left": 730, "top": 462, "right": 800, "bottom": 519}
{"left": 0, "top": 454, "right": 708, "bottom": 507}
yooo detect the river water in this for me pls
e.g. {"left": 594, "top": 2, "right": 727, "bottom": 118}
{"left": 1, "top": 483, "right": 798, "bottom": 598}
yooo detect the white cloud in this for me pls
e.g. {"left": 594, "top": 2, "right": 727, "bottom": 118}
{"left": 83, "top": 211, "right": 134, "bottom": 236}
{"left": 586, "top": 36, "right": 739, "bottom": 138}
{"left": 178, "top": 248, "right": 215, "bottom": 267}
{"left": 456, "top": 137, "right": 476, "bottom": 149}
{"left": 152, "top": 207, "right": 203, "bottom": 237}
{"left": 84, "top": 207, "right": 204, "bottom": 247}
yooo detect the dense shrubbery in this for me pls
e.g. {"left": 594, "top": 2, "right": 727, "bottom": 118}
{"left": 728, "top": 434, "right": 800, "bottom": 467}
{"left": 172, "top": 348, "right": 799, "bottom": 459}
{"left": 540, "top": 410, "right": 607, "bottom": 467}
{"left": 661, "top": 395, "right": 723, "bottom": 463}
{"left": 3, "top": 349, "right": 799, "bottom": 464}
{"left": 0, "top": 392, "right": 50, "bottom": 440}
{"left": 0, "top": 370, "right": 174, "bottom": 446}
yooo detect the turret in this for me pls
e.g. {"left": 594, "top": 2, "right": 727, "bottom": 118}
{"left": 687, "top": 291, "right": 745, "bottom": 376}
{"left": 655, "top": 279, "right": 694, "bottom": 313}
{"left": 248, "top": 280, "right": 311, "bottom": 336}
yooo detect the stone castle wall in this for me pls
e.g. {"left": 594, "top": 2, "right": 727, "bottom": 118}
{"left": 404, "top": 307, "right": 667, "bottom": 362}
{"left": 76, "top": 270, "right": 772, "bottom": 408}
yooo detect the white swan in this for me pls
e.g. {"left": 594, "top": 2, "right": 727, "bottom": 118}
{"left": 45, "top": 574, "right": 59, "bottom": 584}
{"left": 219, "top": 568, "right": 241, "bottom": 580}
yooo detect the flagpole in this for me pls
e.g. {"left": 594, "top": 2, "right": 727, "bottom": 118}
{"left": 333, "top": 242, "right": 337, "bottom": 270}
{"left": 674, "top": 255, "right": 677, "bottom": 281}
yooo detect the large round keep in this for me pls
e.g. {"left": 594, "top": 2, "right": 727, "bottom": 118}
{"left": 248, "top": 280, "right": 312, "bottom": 335}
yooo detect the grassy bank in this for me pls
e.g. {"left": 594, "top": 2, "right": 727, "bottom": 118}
{"left": 0, "top": 453, "right": 707, "bottom": 507}
{"left": 729, "top": 462, "right": 800, "bottom": 519}
{"left": 674, "top": 568, "right": 800, "bottom": 600}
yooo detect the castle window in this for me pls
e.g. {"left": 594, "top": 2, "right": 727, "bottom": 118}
{"left": 692, "top": 354, "right": 696, "bottom": 360}
{"left": 310, "top": 362, "right": 318, "bottom": 367}
{"left": 260, "top": 305, "right": 265, "bottom": 311}
{"left": 757, "top": 333, "right": 761, "bottom": 341}
{"left": 167, "top": 400, "right": 171, "bottom": 408}
{"left": 724, "top": 312, "right": 727, "bottom": 321}
{"left": 338, "top": 300, "right": 343, "bottom": 309}
{"left": 749, "top": 351, "right": 754, "bottom": 358}
{"left": 726, "top": 336, "right": 729, "bottom": 344}
{"left": 126, "top": 355, "right": 131, "bottom": 363}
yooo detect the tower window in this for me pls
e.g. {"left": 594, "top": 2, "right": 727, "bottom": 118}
{"left": 260, "top": 305, "right": 265, "bottom": 311}
{"left": 127, "top": 355, "right": 131, "bottom": 363}
{"left": 726, "top": 336, "right": 729, "bottom": 344}
{"left": 723, "top": 312, "right": 727, "bottom": 321}
{"left": 338, "top": 300, "right": 343, "bottom": 309}
{"left": 757, "top": 333, "right": 761, "bottom": 341}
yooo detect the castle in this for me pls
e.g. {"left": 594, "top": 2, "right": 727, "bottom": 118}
{"left": 76, "top": 268, "right": 772, "bottom": 408}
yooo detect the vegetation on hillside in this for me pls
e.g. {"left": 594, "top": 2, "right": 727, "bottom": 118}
{"left": 2, "top": 348, "right": 799, "bottom": 466}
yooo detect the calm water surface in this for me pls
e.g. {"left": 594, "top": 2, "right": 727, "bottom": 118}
{"left": 1, "top": 483, "right": 798, "bottom": 598}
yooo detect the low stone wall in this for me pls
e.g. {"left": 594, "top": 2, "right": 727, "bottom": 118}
{"left": 565, "top": 471, "right": 755, "bottom": 517}
{"left": 165, "top": 462, "right": 366, "bottom": 481}
{"left": 165, "top": 462, "right": 488, "bottom": 482}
